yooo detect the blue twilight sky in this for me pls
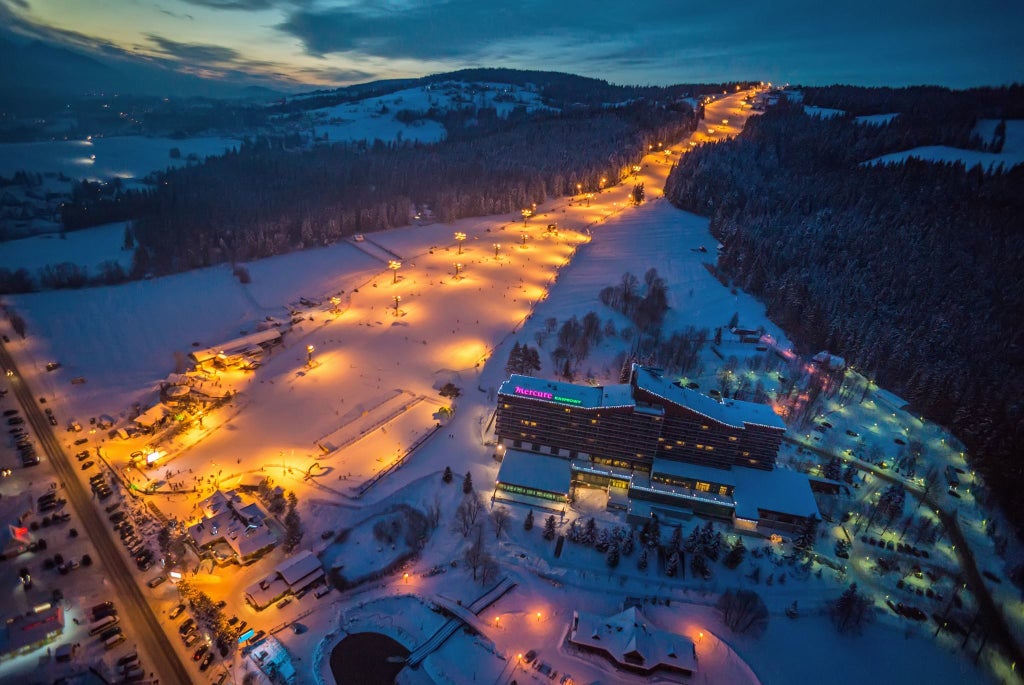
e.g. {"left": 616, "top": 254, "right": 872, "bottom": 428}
{"left": 1, "top": 0, "right": 1021, "bottom": 91}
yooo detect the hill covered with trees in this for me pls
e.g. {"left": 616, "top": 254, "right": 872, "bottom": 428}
{"left": 664, "top": 86, "right": 1024, "bottom": 532}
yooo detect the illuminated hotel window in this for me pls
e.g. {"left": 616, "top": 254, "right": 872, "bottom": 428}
{"left": 591, "top": 419, "right": 597, "bottom": 425}
{"left": 729, "top": 436, "right": 738, "bottom": 441}
{"left": 706, "top": 445, "right": 714, "bottom": 451}
{"left": 719, "top": 486, "right": 729, "bottom": 495}
{"left": 741, "top": 451, "right": 750, "bottom": 456}
{"left": 696, "top": 482, "right": 710, "bottom": 492}
{"left": 696, "top": 444, "right": 705, "bottom": 450}
{"left": 701, "top": 425, "right": 709, "bottom": 430}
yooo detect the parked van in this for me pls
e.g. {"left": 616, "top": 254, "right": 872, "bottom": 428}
{"left": 88, "top": 614, "right": 118, "bottom": 635}
{"left": 124, "top": 667, "right": 145, "bottom": 681}
{"left": 104, "top": 633, "right": 126, "bottom": 650}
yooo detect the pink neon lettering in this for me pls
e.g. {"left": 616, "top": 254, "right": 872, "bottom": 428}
{"left": 515, "top": 386, "right": 553, "bottom": 399}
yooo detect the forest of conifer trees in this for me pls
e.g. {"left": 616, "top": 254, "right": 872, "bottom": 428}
{"left": 664, "top": 86, "right": 1024, "bottom": 532}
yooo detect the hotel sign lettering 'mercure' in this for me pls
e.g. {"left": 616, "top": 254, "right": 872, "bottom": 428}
{"left": 514, "top": 386, "right": 582, "bottom": 405}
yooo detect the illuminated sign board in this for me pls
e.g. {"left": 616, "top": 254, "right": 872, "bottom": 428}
{"left": 514, "top": 386, "right": 582, "bottom": 406}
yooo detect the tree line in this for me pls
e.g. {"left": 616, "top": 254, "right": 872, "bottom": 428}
{"left": 664, "top": 87, "right": 1024, "bottom": 534}
{"left": 52, "top": 98, "right": 695, "bottom": 279}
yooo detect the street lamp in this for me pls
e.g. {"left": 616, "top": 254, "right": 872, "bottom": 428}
{"left": 493, "top": 243, "right": 501, "bottom": 260}
{"left": 388, "top": 260, "right": 401, "bottom": 284}
{"left": 306, "top": 345, "right": 314, "bottom": 366}
{"left": 576, "top": 183, "right": 582, "bottom": 196}
{"left": 454, "top": 263, "right": 463, "bottom": 279}
{"left": 454, "top": 231, "right": 466, "bottom": 254}
{"left": 521, "top": 208, "right": 532, "bottom": 224}
{"left": 520, "top": 232, "right": 528, "bottom": 247}
{"left": 599, "top": 177, "right": 607, "bottom": 192}
{"left": 393, "top": 295, "right": 401, "bottom": 315}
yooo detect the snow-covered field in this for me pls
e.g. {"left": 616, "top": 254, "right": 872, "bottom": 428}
{"left": 0, "top": 89, "right": 1010, "bottom": 685}
{"left": 296, "top": 81, "right": 555, "bottom": 146}
{"left": 0, "top": 221, "right": 133, "bottom": 275}
{"left": 803, "top": 105, "right": 844, "bottom": 118}
{"left": 855, "top": 113, "right": 899, "bottom": 126}
{"left": 0, "top": 135, "right": 239, "bottom": 181}
{"left": 865, "top": 119, "right": 1024, "bottom": 172}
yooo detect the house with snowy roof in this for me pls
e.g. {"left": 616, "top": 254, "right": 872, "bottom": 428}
{"left": 568, "top": 606, "right": 697, "bottom": 676}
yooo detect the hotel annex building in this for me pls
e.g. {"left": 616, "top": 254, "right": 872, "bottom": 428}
{"left": 492, "top": 365, "right": 819, "bottom": 534}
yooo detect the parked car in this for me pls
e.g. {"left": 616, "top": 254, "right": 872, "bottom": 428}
{"left": 169, "top": 603, "right": 186, "bottom": 619}
{"left": 193, "top": 644, "right": 209, "bottom": 661}
{"left": 199, "top": 652, "right": 215, "bottom": 671}
{"left": 81, "top": 460, "right": 94, "bottom": 470}
{"left": 147, "top": 575, "right": 167, "bottom": 588}
{"left": 184, "top": 632, "right": 201, "bottom": 647}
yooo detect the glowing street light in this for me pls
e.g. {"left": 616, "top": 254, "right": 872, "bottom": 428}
{"left": 403, "top": 572, "right": 409, "bottom": 584}
{"left": 388, "top": 259, "right": 402, "bottom": 284}
{"left": 306, "top": 344, "right": 314, "bottom": 366}
{"left": 454, "top": 231, "right": 466, "bottom": 254}
{"left": 520, "top": 232, "right": 528, "bottom": 247}
{"left": 521, "top": 207, "right": 533, "bottom": 224}
{"left": 576, "top": 183, "right": 582, "bottom": 195}
{"left": 393, "top": 295, "right": 401, "bottom": 315}
{"left": 493, "top": 243, "right": 501, "bottom": 260}
{"left": 454, "top": 262, "right": 463, "bottom": 279}
{"left": 599, "top": 177, "right": 607, "bottom": 192}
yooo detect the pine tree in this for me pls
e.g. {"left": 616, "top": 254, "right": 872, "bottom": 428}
{"left": 595, "top": 528, "right": 611, "bottom": 552}
{"left": 524, "top": 510, "right": 534, "bottom": 531}
{"left": 505, "top": 342, "right": 523, "bottom": 375}
{"left": 443, "top": 466, "right": 453, "bottom": 483}
{"left": 666, "top": 550, "right": 681, "bottom": 577}
{"left": 607, "top": 541, "right": 620, "bottom": 568}
{"left": 622, "top": 531, "right": 635, "bottom": 557}
{"left": 462, "top": 471, "right": 473, "bottom": 494}
{"left": 637, "top": 547, "right": 649, "bottom": 570}
{"left": 583, "top": 518, "right": 597, "bottom": 545}
{"left": 706, "top": 531, "right": 723, "bottom": 562}
{"left": 794, "top": 518, "right": 819, "bottom": 553}
{"left": 543, "top": 515, "right": 557, "bottom": 541}
{"left": 684, "top": 526, "right": 700, "bottom": 554}
{"left": 691, "top": 552, "right": 709, "bottom": 579}
{"left": 724, "top": 537, "right": 747, "bottom": 569}
{"left": 669, "top": 524, "right": 683, "bottom": 552}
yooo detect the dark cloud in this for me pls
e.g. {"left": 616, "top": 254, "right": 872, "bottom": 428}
{"left": 158, "top": 7, "right": 195, "bottom": 21}
{"left": 177, "top": 0, "right": 284, "bottom": 9}
{"left": 277, "top": 0, "right": 658, "bottom": 60}
{"left": 146, "top": 34, "right": 240, "bottom": 63}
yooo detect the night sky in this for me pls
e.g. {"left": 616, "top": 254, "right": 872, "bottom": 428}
{"left": 2, "top": 0, "right": 1021, "bottom": 90}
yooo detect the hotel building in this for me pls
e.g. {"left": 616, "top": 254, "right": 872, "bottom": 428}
{"left": 493, "top": 365, "right": 819, "bottom": 534}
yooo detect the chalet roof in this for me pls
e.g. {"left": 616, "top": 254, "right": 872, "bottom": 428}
{"left": 570, "top": 606, "right": 696, "bottom": 674}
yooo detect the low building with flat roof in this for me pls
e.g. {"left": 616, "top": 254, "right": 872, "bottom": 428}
{"left": 0, "top": 605, "right": 64, "bottom": 661}
{"left": 245, "top": 550, "right": 325, "bottom": 611}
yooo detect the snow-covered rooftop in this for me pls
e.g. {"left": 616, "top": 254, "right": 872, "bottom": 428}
{"left": 569, "top": 606, "right": 697, "bottom": 675}
{"left": 495, "top": 449, "right": 572, "bottom": 496}
{"left": 732, "top": 467, "right": 820, "bottom": 521}
{"left": 499, "top": 374, "right": 610, "bottom": 409}
{"left": 277, "top": 549, "right": 323, "bottom": 586}
{"left": 633, "top": 366, "right": 786, "bottom": 430}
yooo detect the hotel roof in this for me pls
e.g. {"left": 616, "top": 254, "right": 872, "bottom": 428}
{"left": 633, "top": 366, "right": 786, "bottom": 430}
{"left": 499, "top": 375, "right": 632, "bottom": 410}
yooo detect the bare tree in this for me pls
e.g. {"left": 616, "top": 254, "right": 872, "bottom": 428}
{"left": 426, "top": 494, "right": 442, "bottom": 530}
{"left": 716, "top": 588, "right": 769, "bottom": 635}
{"left": 464, "top": 527, "right": 488, "bottom": 580}
{"left": 492, "top": 506, "right": 511, "bottom": 539}
{"left": 454, "top": 495, "right": 482, "bottom": 537}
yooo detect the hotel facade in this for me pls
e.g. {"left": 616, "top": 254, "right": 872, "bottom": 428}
{"left": 493, "top": 365, "right": 819, "bottom": 534}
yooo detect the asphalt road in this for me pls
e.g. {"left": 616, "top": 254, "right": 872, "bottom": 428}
{"left": 0, "top": 341, "right": 192, "bottom": 684}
